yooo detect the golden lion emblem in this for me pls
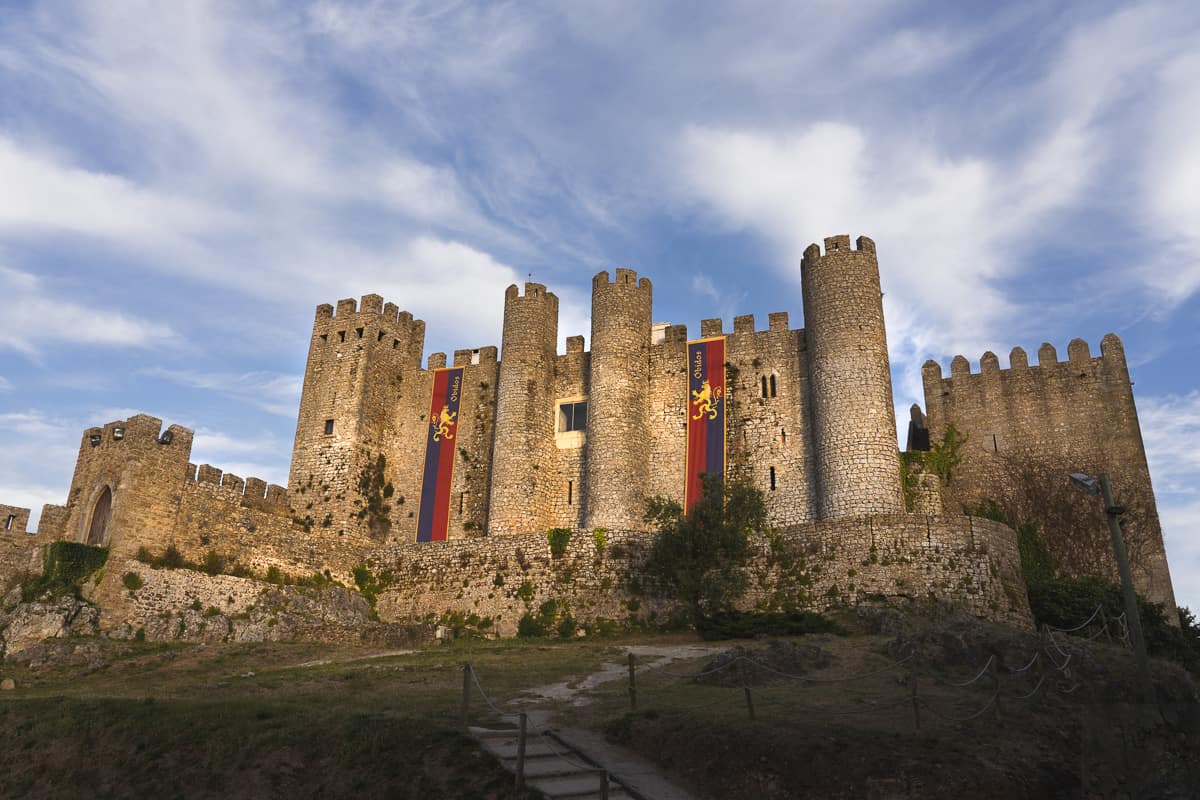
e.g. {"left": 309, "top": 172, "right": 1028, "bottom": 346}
{"left": 432, "top": 405, "right": 457, "bottom": 441}
{"left": 691, "top": 380, "right": 722, "bottom": 421}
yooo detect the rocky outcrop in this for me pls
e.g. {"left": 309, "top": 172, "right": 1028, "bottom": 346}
{"left": 0, "top": 588, "right": 100, "bottom": 659}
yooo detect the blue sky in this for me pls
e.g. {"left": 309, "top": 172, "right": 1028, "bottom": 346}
{"left": 1, "top": 1, "right": 1197, "bottom": 609}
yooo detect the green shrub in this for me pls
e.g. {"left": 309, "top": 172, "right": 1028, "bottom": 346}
{"left": 557, "top": 613, "right": 578, "bottom": 638}
{"left": 266, "top": 566, "right": 284, "bottom": 585}
{"left": 200, "top": 550, "right": 227, "bottom": 576}
{"left": 644, "top": 474, "right": 765, "bottom": 626}
{"left": 135, "top": 546, "right": 154, "bottom": 564}
{"left": 697, "top": 610, "right": 844, "bottom": 640}
{"left": 22, "top": 542, "right": 110, "bottom": 600}
{"left": 160, "top": 544, "right": 186, "bottom": 569}
{"left": 547, "top": 528, "right": 572, "bottom": 558}
{"left": 593, "top": 528, "right": 608, "bottom": 554}
{"left": 515, "top": 581, "right": 535, "bottom": 604}
{"left": 517, "top": 612, "right": 547, "bottom": 637}
{"left": 122, "top": 572, "right": 145, "bottom": 592}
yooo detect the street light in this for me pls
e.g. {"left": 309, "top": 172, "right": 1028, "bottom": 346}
{"left": 1069, "top": 471, "right": 1154, "bottom": 705}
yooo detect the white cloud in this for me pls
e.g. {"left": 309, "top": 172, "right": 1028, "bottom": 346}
{"left": 0, "top": 135, "right": 231, "bottom": 243}
{"left": 0, "top": 266, "right": 176, "bottom": 357}
{"left": 1140, "top": 391, "right": 1200, "bottom": 611}
{"left": 0, "top": 410, "right": 81, "bottom": 532}
{"left": 1141, "top": 392, "right": 1200, "bottom": 496}
{"left": 140, "top": 368, "right": 302, "bottom": 418}
{"left": 1161, "top": 500, "right": 1200, "bottom": 613}
{"left": 0, "top": 376, "right": 11, "bottom": 392}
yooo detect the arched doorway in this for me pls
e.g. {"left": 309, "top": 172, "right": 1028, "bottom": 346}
{"left": 86, "top": 486, "right": 113, "bottom": 546}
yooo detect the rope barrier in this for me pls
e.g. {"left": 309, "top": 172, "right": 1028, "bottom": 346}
{"left": 739, "top": 652, "right": 914, "bottom": 683}
{"left": 1046, "top": 605, "right": 1104, "bottom": 633}
{"left": 943, "top": 655, "right": 995, "bottom": 687}
{"left": 1005, "top": 673, "right": 1046, "bottom": 701}
{"left": 919, "top": 690, "right": 999, "bottom": 723}
{"left": 1010, "top": 650, "right": 1040, "bottom": 673}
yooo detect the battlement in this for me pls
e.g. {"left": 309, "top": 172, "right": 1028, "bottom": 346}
{"left": 80, "top": 415, "right": 194, "bottom": 455}
{"left": 729, "top": 312, "right": 795, "bottom": 337}
{"left": 504, "top": 282, "right": 557, "bottom": 303}
{"left": 184, "top": 462, "right": 288, "bottom": 510}
{"left": 802, "top": 234, "right": 876, "bottom": 263}
{"left": 592, "top": 269, "right": 652, "bottom": 291}
{"left": 315, "top": 295, "right": 426, "bottom": 337}
{"left": 566, "top": 335, "right": 585, "bottom": 353}
{"left": 453, "top": 346, "right": 499, "bottom": 367}
{"left": 923, "top": 334, "right": 1129, "bottom": 382}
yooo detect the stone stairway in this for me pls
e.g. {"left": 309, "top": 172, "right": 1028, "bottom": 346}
{"left": 471, "top": 724, "right": 633, "bottom": 799}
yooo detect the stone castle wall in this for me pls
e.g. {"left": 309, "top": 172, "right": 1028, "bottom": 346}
{"left": 801, "top": 236, "right": 903, "bottom": 518}
{"left": 0, "top": 232, "right": 1179, "bottom": 638}
{"left": 922, "top": 335, "right": 1177, "bottom": 611}
{"left": 369, "top": 515, "right": 1030, "bottom": 633}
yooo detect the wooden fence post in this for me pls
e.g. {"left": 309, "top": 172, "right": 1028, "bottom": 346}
{"left": 628, "top": 652, "right": 637, "bottom": 711}
{"left": 461, "top": 662, "right": 472, "bottom": 730}
{"left": 911, "top": 675, "right": 921, "bottom": 731}
{"left": 515, "top": 712, "right": 527, "bottom": 792}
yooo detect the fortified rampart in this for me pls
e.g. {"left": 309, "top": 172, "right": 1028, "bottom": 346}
{"left": 920, "top": 336, "right": 1176, "bottom": 611}
{"left": 0, "top": 232, "right": 1180, "bottom": 639}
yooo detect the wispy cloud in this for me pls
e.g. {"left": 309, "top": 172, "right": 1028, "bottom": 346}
{"left": 0, "top": 267, "right": 175, "bottom": 357}
{"left": 140, "top": 368, "right": 302, "bottom": 417}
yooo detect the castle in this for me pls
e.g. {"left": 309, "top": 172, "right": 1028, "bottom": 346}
{"left": 0, "top": 235, "right": 1178, "bottom": 635}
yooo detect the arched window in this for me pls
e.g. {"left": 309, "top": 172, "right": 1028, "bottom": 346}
{"left": 760, "top": 375, "right": 768, "bottom": 398}
{"left": 769, "top": 374, "right": 777, "bottom": 397}
{"left": 86, "top": 486, "right": 113, "bottom": 546}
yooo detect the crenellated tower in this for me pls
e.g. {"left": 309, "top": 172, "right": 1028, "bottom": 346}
{"left": 487, "top": 283, "right": 559, "bottom": 535}
{"left": 801, "top": 235, "right": 903, "bottom": 518}
{"left": 585, "top": 269, "right": 653, "bottom": 531}
{"left": 289, "top": 294, "right": 425, "bottom": 539}
{"left": 920, "top": 334, "right": 1177, "bottom": 612}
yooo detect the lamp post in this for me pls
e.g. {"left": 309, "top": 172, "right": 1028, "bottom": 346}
{"left": 1068, "top": 472, "right": 1155, "bottom": 705}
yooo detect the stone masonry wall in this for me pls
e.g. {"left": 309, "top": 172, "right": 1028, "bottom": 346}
{"left": 287, "top": 295, "right": 426, "bottom": 544}
{"left": 801, "top": 236, "right": 903, "bottom": 518}
{"left": 586, "top": 270, "right": 653, "bottom": 531}
{"left": 548, "top": 336, "right": 589, "bottom": 530}
{"left": 488, "top": 283, "right": 559, "bottom": 535}
{"left": 370, "top": 515, "right": 1032, "bottom": 634}
{"left": 724, "top": 312, "right": 818, "bottom": 524}
{"left": 922, "top": 335, "right": 1177, "bottom": 612}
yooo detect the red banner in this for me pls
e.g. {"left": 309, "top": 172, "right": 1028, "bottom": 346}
{"left": 416, "top": 367, "right": 464, "bottom": 542}
{"left": 685, "top": 337, "right": 726, "bottom": 513}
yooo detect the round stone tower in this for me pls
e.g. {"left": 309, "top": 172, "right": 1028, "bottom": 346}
{"left": 585, "top": 269, "right": 652, "bottom": 531}
{"left": 801, "top": 235, "right": 903, "bottom": 518}
{"left": 487, "top": 283, "right": 558, "bottom": 535}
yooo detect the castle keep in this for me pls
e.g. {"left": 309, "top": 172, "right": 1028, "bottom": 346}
{"left": 285, "top": 235, "right": 903, "bottom": 547}
{"left": 0, "top": 234, "right": 1178, "bottom": 636}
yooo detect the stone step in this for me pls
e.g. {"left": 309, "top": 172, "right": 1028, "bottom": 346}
{"left": 468, "top": 725, "right": 521, "bottom": 739}
{"left": 481, "top": 740, "right": 560, "bottom": 760}
{"left": 529, "top": 772, "right": 624, "bottom": 799}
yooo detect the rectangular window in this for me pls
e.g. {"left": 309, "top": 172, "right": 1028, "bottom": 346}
{"left": 4, "top": 514, "right": 13, "bottom": 531}
{"left": 324, "top": 419, "right": 334, "bottom": 435}
{"left": 338, "top": 330, "right": 346, "bottom": 343}
{"left": 356, "top": 327, "right": 364, "bottom": 339}
{"left": 567, "top": 480, "right": 573, "bottom": 506}
{"left": 769, "top": 466, "right": 776, "bottom": 491}
{"left": 558, "top": 400, "right": 588, "bottom": 432}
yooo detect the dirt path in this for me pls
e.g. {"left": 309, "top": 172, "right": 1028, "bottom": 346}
{"left": 500, "top": 644, "right": 723, "bottom": 800}
{"left": 514, "top": 644, "right": 723, "bottom": 707}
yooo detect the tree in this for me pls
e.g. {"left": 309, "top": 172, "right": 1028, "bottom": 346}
{"left": 643, "top": 475, "right": 767, "bottom": 626}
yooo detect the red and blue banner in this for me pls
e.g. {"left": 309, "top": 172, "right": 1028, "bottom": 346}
{"left": 416, "top": 367, "right": 464, "bottom": 542}
{"left": 685, "top": 336, "right": 726, "bottom": 514}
